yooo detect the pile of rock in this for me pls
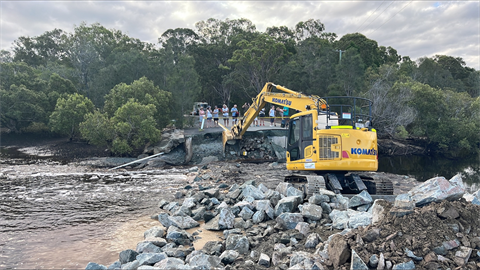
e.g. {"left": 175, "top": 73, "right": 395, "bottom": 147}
{"left": 86, "top": 174, "right": 480, "bottom": 270}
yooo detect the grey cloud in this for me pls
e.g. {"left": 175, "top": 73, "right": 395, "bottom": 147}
{"left": 1, "top": 1, "right": 478, "bottom": 69}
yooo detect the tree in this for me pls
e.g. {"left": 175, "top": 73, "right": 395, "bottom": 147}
{"left": 336, "top": 33, "right": 382, "bottom": 69}
{"left": 103, "top": 77, "right": 172, "bottom": 128}
{"left": 49, "top": 93, "right": 94, "bottom": 139}
{"left": 332, "top": 47, "right": 365, "bottom": 96}
{"left": 228, "top": 34, "right": 291, "bottom": 98}
{"left": 0, "top": 84, "right": 48, "bottom": 132}
{"left": 365, "top": 69, "right": 416, "bottom": 137}
{"left": 13, "top": 29, "right": 67, "bottom": 67}
{"left": 79, "top": 110, "right": 113, "bottom": 147}
{"left": 109, "top": 100, "right": 161, "bottom": 155}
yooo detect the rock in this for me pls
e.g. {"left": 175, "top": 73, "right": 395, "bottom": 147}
{"left": 286, "top": 186, "right": 304, "bottom": 200}
{"left": 320, "top": 201, "right": 332, "bottom": 214}
{"left": 377, "top": 253, "right": 385, "bottom": 270}
{"left": 252, "top": 210, "right": 266, "bottom": 224}
{"left": 276, "top": 182, "right": 293, "bottom": 196}
{"left": 120, "top": 249, "right": 139, "bottom": 264}
{"left": 121, "top": 260, "right": 139, "bottom": 270}
{"left": 203, "top": 188, "right": 219, "bottom": 198}
{"left": 182, "top": 197, "right": 196, "bottom": 209}
{"left": 393, "top": 193, "right": 415, "bottom": 210}
{"left": 392, "top": 260, "right": 415, "bottom": 269}
{"left": 436, "top": 206, "right": 459, "bottom": 219}
{"left": 168, "top": 215, "right": 199, "bottom": 229}
{"left": 305, "top": 233, "right": 322, "bottom": 248}
{"left": 218, "top": 207, "right": 235, "bottom": 229}
{"left": 153, "top": 258, "right": 185, "bottom": 269}
{"left": 276, "top": 213, "right": 304, "bottom": 230}
{"left": 299, "top": 203, "right": 323, "bottom": 221}
{"left": 161, "top": 244, "right": 192, "bottom": 259}
{"left": 136, "top": 253, "right": 168, "bottom": 266}
{"left": 165, "top": 226, "right": 193, "bottom": 245}
{"left": 204, "top": 215, "right": 221, "bottom": 231}
{"left": 192, "top": 206, "right": 206, "bottom": 221}
{"left": 258, "top": 253, "right": 271, "bottom": 267}
{"left": 227, "top": 188, "right": 242, "bottom": 200}
{"left": 157, "top": 213, "right": 172, "bottom": 228}
{"left": 371, "top": 199, "right": 388, "bottom": 225}
{"left": 225, "top": 234, "right": 250, "bottom": 255}
{"left": 408, "top": 174, "right": 465, "bottom": 207}
{"left": 454, "top": 246, "right": 472, "bottom": 267}
{"left": 295, "top": 222, "right": 310, "bottom": 237}
{"left": 351, "top": 249, "right": 368, "bottom": 270}
{"left": 107, "top": 261, "right": 121, "bottom": 270}
{"left": 328, "top": 234, "right": 350, "bottom": 268}
{"left": 220, "top": 250, "right": 239, "bottom": 264}
{"left": 443, "top": 239, "right": 461, "bottom": 250}
{"left": 405, "top": 248, "right": 423, "bottom": 261}
{"left": 274, "top": 196, "right": 302, "bottom": 217}
{"left": 368, "top": 254, "right": 378, "bottom": 268}
{"left": 389, "top": 208, "right": 414, "bottom": 217}
{"left": 201, "top": 241, "right": 224, "bottom": 256}
{"left": 144, "top": 226, "right": 166, "bottom": 239}
{"left": 239, "top": 206, "right": 255, "bottom": 220}
{"left": 362, "top": 228, "right": 380, "bottom": 243}
{"left": 308, "top": 194, "right": 330, "bottom": 205}
{"left": 188, "top": 253, "right": 221, "bottom": 269}
{"left": 136, "top": 242, "right": 162, "bottom": 253}
{"left": 143, "top": 237, "right": 167, "bottom": 248}
{"left": 85, "top": 262, "right": 107, "bottom": 270}
{"left": 349, "top": 190, "right": 373, "bottom": 208}
{"left": 242, "top": 185, "right": 265, "bottom": 200}
{"left": 329, "top": 210, "right": 349, "bottom": 230}
{"left": 289, "top": 251, "right": 311, "bottom": 268}
{"left": 152, "top": 129, "right": 184, "bottom": 154}
{"left": 335, "top": 194, "right": 350, "bottom": 210}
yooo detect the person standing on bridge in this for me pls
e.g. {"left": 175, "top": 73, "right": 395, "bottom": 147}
{"left": 222, "top": 104, "right": 229, "bottom": 127}
{"left": 269, "top": 106, "right": 276, "bottom": 127}
{"left": 231, "top": 104, "right": 239, "bottom": 125}
{"left": 259, "top": 108, "right": 266, "bottom": 126}
{"left": 213, "top": 106, "right": 219, "bottom": 127}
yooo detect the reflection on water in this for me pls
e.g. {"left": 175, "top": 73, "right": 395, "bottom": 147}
{"left": 0, "top": 168, "right": 186, "bottom": 269}
{"left": 379, "top": 154, "right": 480, "bottom": 187}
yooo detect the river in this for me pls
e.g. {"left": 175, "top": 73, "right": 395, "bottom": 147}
{"left": 0, "top": 146, "right": 479, "bottom": 269}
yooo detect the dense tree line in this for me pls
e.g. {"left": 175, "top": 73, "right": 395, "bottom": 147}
{"left": 0, "top": 19, "right": 478, "bottom": 156}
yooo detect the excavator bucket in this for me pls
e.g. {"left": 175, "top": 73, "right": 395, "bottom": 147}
{"left": 219, "top": 123, "right": 235, "bottom": 153}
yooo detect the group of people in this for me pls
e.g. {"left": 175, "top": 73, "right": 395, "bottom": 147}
{"left": 197, "top": 103, "right": 289, "bottom": 129}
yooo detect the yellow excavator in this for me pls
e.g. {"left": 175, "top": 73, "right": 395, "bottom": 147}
{"left": 220, "top": 82, "right": 393, "bottom": 195}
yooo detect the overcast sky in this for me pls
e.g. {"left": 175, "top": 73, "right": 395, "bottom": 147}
{"left": 1, "top": 1, "right": 479, "bottom": 70}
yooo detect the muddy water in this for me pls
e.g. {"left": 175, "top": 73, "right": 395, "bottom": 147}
{"left": 0, "top": 164, "right": 190, "bottom": 269}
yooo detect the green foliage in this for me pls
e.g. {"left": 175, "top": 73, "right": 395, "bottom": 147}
{"left": 394, "top": 126, "right": 409, "bottom": 140}
{"left": 110, "top": 100, "right": 161, "bottom": 154}
{"left": 79, "top": 110, "right": 113, "bottom": 147}
{"left": 3, "top": 20, "right": 479, "bottom": 157}
{"left": 80, "top": 99, "right": 161, "bottom": 155}
{"left": 0, "top": 84, "right": 48, "bottom": 132}
{"left": 104, "top": 77, "right": 172, "bottom": 128}
{"left": 49, "top": 93, "right": 94, "bottom": 139}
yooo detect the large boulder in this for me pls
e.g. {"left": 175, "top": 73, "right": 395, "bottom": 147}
{"left": 136, "top": 253, "right": 168, "bottom": 266}
{"left": 151, "top": 129, "right": 185, "bottom": 154}
{"left": 188, "top": 253, "right": 221, "bottom": 269}
{"left": 225, "top": 234, "right": 250, "bottom": 254}
{"left": 299, "top": 203, "right": 323, "bottom": 221}
{"left": 218, "top": 207, "right": 235, "bottom": 229}
{"left": 328, "top": 234, "right": 350, "bottom": 268}
{"left": 408, "top": 174, "right": 465, "bottom": 206}
{"left": 168, "top": 216, "right": 199, "bottom": 230}
{"left": 274, "top": 196, "right": 302, "bottom": 217}
{"left": 349, "top": 190, "right": 373, "bottom": 208}
{"left": 165, "top": 226, "right": 193, "bottom": 245}
{"left": 276, "top": 213, "right": 304, "bottom": 230}
{"left": 242, "top": 185, "right": 265, "bottom": 200}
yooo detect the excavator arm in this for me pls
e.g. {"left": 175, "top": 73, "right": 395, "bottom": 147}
{"left": 221, "top": 82, "right": 327, "bottom": 151}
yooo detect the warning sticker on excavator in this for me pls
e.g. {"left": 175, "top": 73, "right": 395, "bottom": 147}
{"left": 304, "top": 163, "right": 315, "bottom": 169}
{"left": 341, "top": 133, "right": 350, "bottom": 138}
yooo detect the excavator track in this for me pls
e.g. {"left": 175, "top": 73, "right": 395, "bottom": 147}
{"left": 285, "top": 173, "right": 394, "bottom": 196}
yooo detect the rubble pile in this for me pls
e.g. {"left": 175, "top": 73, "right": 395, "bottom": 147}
{"left": 85, "top": 172, "right": 480, "bottom": 270}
